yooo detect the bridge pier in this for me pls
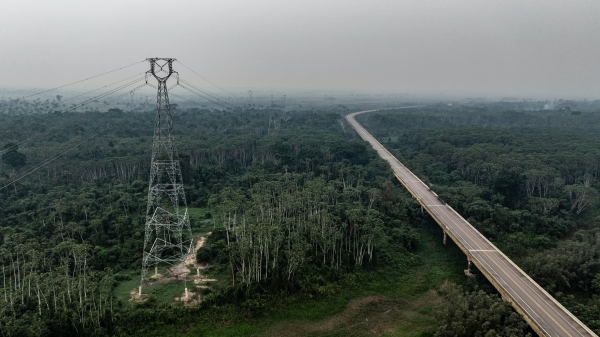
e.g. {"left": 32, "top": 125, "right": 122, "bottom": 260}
{"left": 421, "top": 205, "right": 423, "bottom": 214}
{"left": 443, "top": 231, "right": 447, "bottom": 245}
{"left": 464, "top": 258, "right": 473, "bottom": 276}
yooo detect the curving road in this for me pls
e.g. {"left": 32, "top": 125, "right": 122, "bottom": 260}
{"left": 346, "top": 108, "right": 597, "bottom": 337}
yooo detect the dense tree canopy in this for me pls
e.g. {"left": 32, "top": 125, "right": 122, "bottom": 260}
{"left": 359, "top": 106, "right": 600, "bottom": 334}
{"left": 1, "top": 143, "right": 26, "bottom": 168}
{"left": 3, "top": 104, "right": 600, "bottom": 335}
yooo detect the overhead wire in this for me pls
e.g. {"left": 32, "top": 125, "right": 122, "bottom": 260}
{"left": 0, "top": 81, "right": 150, "bottom": 188}
{"left": 0, "top": 80, "right": 150, "bottom": 188}
{"left": 1, "top": 59, "right": 237, "bottom": 191}
{"left": 94, "top": 82, "right": 148, "bottom": 108}
{"left": 168, "top": 91, "right": 208, "bottom": 106}
{"left": 145, "top": 77, "right": 227, "bottom": 109}
{"left": 153, "top": 67, "right": 232, "bottom": 107}
{"left": 16, "top": 60, "right": 146, "bottom": 100}
{"left": 175, "top": 84, "right": 230, "bottom": 109}
{"left": 176, "top": 60, "right": 238, "bottom": 99}
{"left": 145, "top": 74, "right": 228, "bottom": 108}
{"left": 179, "top": 78, "right": 232, "bottom": 106}
{"left": 55, "top": 72, "right": 146, "bottom": 106}
{"left": 0, "top": 127, "right": 106, "bottom": 191}
{"left": 59, "top": 77, "right": 146, "bottom": 113}
{"left": 129, "top": 98, "right": 151, "bottom": 113}
{"left": 0, "top": 77, "right": 147, "bottom": 156}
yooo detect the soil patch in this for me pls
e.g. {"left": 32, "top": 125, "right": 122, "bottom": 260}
{"left": 175, "top": 290, "right": 202, "bottom": 307}
{"left": 129, "top": 288, "right": 148, "bottom": 303}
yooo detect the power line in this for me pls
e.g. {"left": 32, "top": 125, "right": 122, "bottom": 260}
{"left": 59, "top": 72, "right": 146, "bottom": 105}
{"left": 179, "top": 78, "right": 231, "bottom": 105}
{"left": 99, "top": 82, "right": 148, "bottom": 108}
{"left": 1, "top": 59, "right": 233, "bottom": 190}
{"left": 129, "top": 97, "right": 151, "bottom": 113}
{"left": 154, "top": 66, "right": 233, "bottom": 107}
{"left": 0, "top": 77, "right": 146, "bottom": 156}
{"left": 0, "top": 83, "right": 150, "bottom": 190}
{"left": 176, "top": 60, "right": 237, "bottom": 99}
{"left": 0, "top": 128, "right": 105, "bottom": 191}
{"left": 168, "top": 91, "right": 213, "bottom": 107}
{"left": 58, "top": 78, "right": 146, "bottom": 113}
{"left": 16, "top": 60, "right": 146, "bottom": 101}
{"left": 175, "top": 84, "right": 230, "bottom": 109}
{"left": 154, "top": 67, "right": 227, "bottom": 102}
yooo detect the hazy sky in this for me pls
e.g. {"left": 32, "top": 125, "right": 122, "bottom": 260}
{"left": 2, "top": 0, "right": 600, "bottom": 98}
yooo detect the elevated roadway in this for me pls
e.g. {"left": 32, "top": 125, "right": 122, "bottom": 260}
{"left": 346, "top": 108, "right": 597, "bottom": 337}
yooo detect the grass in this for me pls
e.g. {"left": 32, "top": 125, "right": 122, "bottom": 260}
{"left": 113, "top": 270, "right": 141, "bottom": 304}
{"left": 113, "top": 265, "right": 194, "bottom": 306}
{"left": 188, "top": 207, "right": 216, "bottom": 233}
{"left": 128, "top": 218, "right": 479, "bottom": 336}
{"left": 146, "top": 281, "right": 189, "bottom": 304}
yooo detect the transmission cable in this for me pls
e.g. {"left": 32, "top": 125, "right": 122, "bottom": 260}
{"left": 129, "top": 98, "right": 151, "bottom": 113}
{"left": 16, "top": 60, "right": 146, "bottom": 100}
{"left": 0, "top": 61, "right": 225, "bottom": 191}
{"left": 0, "top": 83, "right": 149, "bottom": 189}
{"left": 0, "top": 127, "right": 106, "bottom": 191}
{"left": 57, "top": 77, "right": 146, "bottom": 113}
{"left": 179, "top": 78, "right": 232, "bottom": 106}
{"left": 168, "top": 91, "right": 213, "bottom": 107}
{"left": 0, "top": 81, "right": 150, "bottom": 189}
{"left": 57, "top": 72, "right": 146, "bottom": 105}
{"left": 146, "top": 83, "right": 207, "bottom": 108}
{"left": 175, "top": 83, "right": 219, "bottom": 104}
{"left": 98, "top": 82, "right": 148, "bottom": 108}
{"left": 176, "top": 60, "right": 237, "bottom": 99}
{"left": 170, "top": 79, "right": 232, "bottom": 108}
{"left": 0, "top": 78, "right": 146, "bottom": 156}
{"left": 175, "top": 85, "right": 230, "bottom": 109}
{"left": 153, "top": 68, "right": 225, "bottom": 102}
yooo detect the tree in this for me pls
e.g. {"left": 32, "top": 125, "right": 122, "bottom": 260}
{"left": 1, "top": 143, "right": 26, "bottom": 168}
{"left": 435, "top": 282, "right": 531, "bottom": 337}
{"left": 565, "top": 184, "right": 597, "bottom": 215}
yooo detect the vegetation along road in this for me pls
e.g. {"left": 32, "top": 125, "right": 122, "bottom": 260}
{"left": 346, "top": 108, "right": 597, "bottom": 337}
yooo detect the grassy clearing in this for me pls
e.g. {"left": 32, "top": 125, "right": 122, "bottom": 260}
{"left": 114, "top": 266, "right": 193, "bottom": 306}
{"left": 113, "top": 271, "right": 140, "bottom": 305}
{"left": 135, "top": 219, "right": 475, "bottom": 336}
{"left": 188, "top": 207, "right": 216, "bottom": 233}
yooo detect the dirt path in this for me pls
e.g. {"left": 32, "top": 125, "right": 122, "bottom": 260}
{"left": 168, "top": 231, "right": 212, "bottom": 280}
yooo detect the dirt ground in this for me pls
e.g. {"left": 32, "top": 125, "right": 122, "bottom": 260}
{"left": 131, "top": 232, "right": 214, "bottom": 302}
{"left": 260, "top": 290, "right": 442, "bottom": 337}
{"left": 175, "top": 289, "right": 202, "bottom": 307}
{"left": 129, "top": 288, "right": 148, "bottom": 303}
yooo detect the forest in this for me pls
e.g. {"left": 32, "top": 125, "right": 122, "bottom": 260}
{"left": 358, "top": 106, "right": 600, "bottom": 333}
{"left": 0, "top": 104, "right": 599, "bottom": 336}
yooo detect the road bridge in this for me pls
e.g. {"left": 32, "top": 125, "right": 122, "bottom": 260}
{"left": 346, "top": 108, "right": 597, "bottom": 337}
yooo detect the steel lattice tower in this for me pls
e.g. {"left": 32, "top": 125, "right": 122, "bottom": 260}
{"left": 140, "top": 58, "right": 193, "bottom": 289}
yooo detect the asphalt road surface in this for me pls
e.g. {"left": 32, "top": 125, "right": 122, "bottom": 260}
{"left": 346, "top": 108, "right": 597, "bottom": 337}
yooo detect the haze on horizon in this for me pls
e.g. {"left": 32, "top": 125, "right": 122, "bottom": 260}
{"left": 2, "top": 0, "right": 600, "bottom": 99}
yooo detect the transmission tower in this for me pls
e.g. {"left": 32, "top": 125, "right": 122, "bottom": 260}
{"left": 140, "top": 58, "right": 193, "bottom": 295}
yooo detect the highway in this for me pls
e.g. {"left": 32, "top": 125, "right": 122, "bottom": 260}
{"left": 346, "top": 108, "right": 597, "bottom": 337}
